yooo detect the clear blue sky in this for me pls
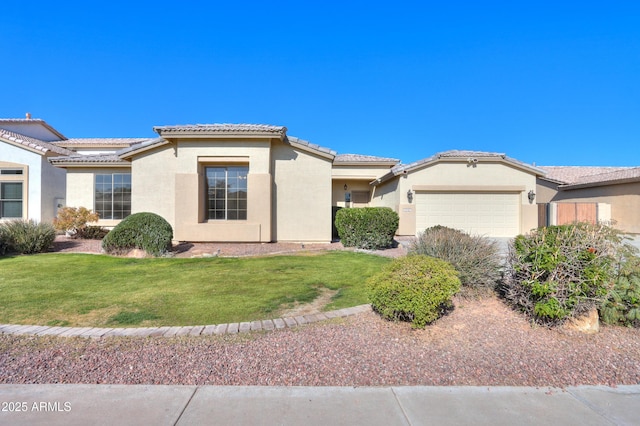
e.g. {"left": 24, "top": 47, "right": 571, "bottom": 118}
{"left": 1, "top": 1, "right": 639, "bottom": 166}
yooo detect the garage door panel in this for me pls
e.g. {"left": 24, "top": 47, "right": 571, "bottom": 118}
{"left": 416, "top": 192, "right": 520, "bottom": 237}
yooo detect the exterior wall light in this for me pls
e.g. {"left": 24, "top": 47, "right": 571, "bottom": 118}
{"left": 344, "top": 184, "right": 348, "bottom": 191}
{"left": 407, "top": 189, "right": 413, "bottom": 203}
{"left": 528, "top": 190, "right": 536, "bottom": 203}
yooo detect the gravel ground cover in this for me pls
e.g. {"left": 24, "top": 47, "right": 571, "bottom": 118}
{"left": 1, "top": 236, "right": 637, "bottom": 386}
{"left": 1, "top": 297, "right": 638, "bottom": 386}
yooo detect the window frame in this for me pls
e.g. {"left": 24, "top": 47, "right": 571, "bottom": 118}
{"left": 94, "top": 173, "right": 132, "bottom": 220}
{"left": 204, "top": 166, "right": 248, "bottom": 221}
{"left": 0, "top": 181, "right": 23, "bottom": 219}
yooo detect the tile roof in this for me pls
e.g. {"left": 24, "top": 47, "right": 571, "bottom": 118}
{"left": 334, "top": 154, "right": 400, "bottom": 164}
{"left": 153, "top": 124, "right": 287, "bottom": 136}
{"left": 537, "top": 166, "right": 633, "bottom": 184}
{"left": 53, "top": 138, "right": 148, "bottom": 147}
{"left": 393, "top": 150, "right": 543, "bottom": 174}
{"left": 285, "top": 136, "right": 336, "bottom": 157}
{"left": 0, "top": 128, "right": 74, "bottom": 156}
{"left": 373, "top": 150, "right": 545, "bottom": 185}
{"left": 49, "top": 154, "right": 130, "bottom": 166}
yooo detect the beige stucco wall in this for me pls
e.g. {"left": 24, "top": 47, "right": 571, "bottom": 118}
{"left": 65, "top": 167, "right": 131, "bottom": 227}
{"left": 535, "top": 179, "right": 559, "bottom": 204}
{"left": 373, "top": 161, "right": 539, "bottom": 236}
{"left": 272, "top": 139, "right": 333, "bottom": 242}
{"left": 547, "top": 182, "right": 640, "bottom": 234}
{"left": 131, "top": 146, "right": 177, "bottom": 226}
{"left": 331, "top": 180, "right": 374, "bottom": 207}
{"left": 130, "top": 139, "right": 274, "bottom": 242}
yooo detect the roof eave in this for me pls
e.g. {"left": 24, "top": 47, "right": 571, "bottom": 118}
{"left": 118, "top": 139, "right": 171, "bottom": 160}
{"left": 560, "top": 177, "right": 640, "bottom": 190}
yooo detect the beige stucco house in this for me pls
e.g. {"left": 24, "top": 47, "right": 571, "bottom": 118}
{"left": 50, "top": 124, "right": 544, "bottom": 241}
{"left": 3, "top": 116, "right": 636, "bottom": 240}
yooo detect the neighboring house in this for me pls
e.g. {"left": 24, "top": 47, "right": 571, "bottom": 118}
{"left": 3, "top": 116, "right": 636, "bottom": 240}
{"left": 537, "top": 166, "right": 640, "bottom": 234}
{"left": 0, "top": 118, "right": 71, "bottom": 223}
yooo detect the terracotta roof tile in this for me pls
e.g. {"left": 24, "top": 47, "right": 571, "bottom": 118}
{"left": 153, "top": 124, "right": 287, "bottom": 136}
{"left": 49, "top": 154, "right": 130, "bottom": 166}
{"left": 54, "top": 138, "right": 148, "bottom": 147}
{"left": 285, "top": 136, "right": 336, "bottom": 156}
{"left": 537, "top": 166, "right": 633, "bottom": 184}
{"left": 334, "top": 154, "right": 399, "bottom": 164}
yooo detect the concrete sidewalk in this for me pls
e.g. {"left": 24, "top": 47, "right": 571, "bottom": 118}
{"left": 0, "top": 385, "right": 638, "bottom": 425}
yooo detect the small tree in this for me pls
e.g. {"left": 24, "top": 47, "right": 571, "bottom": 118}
{"left": 54, "top": 207, "right": 99, "bottom": 238}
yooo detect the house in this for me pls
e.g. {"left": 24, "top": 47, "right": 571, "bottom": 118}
{"left": 4, "top": 115, "right": 633, "bottom": 241}
{"left": 537, "top": 166, "right": 640, "bottom": 234}
{"left": 0, "top": 117, "right": 71, "bottom": 223}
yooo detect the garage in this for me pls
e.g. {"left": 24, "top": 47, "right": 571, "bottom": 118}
{"left": 415, "top": 192, "right": 520, "bottom": 237}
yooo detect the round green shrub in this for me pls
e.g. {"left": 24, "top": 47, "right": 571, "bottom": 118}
{"left": 0, "top": 219, "right": 56, "bottom": 254}
{"left": 335, "top": 207, "right": 399, "bottom": 250}
{"left": 101, "top": 212, "right": 173, "bottom": 257}
{"left": 502, "top": 223, "right": 623, "bottom": 326}
{"left": 410, "top": 225, "right": 502, "bottom": 297}
{"left": 367, "top": 255, "right": 461, "bottom": 328}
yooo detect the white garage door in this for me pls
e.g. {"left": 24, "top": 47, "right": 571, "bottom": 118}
{"left": 416, "top": 192, "right": 520, "bottom": 237}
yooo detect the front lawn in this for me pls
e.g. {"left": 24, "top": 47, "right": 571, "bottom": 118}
{"left": 0, "top": 251, "right": 389, "bottom": 327}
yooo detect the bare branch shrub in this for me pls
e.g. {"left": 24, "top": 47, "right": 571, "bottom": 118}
{"left": 410, "top": 226, "right": 502, "bottom": 298}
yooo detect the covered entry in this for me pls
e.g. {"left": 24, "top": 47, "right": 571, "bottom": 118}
{"left": 415, "top": 191, "right": 521, "bottom": 237}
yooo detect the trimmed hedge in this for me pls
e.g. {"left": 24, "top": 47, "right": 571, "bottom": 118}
{"left": 101, "top": 212, "right": 173, "bottom": 257}
{"left": 334, "top": 207, "right": 399, "bottom": 250}
{"left": 410, "top": 225, "right": 502, "bottom": 297}
{"left": 367, "top": 255, "right": 461, "bottom": 328}
{"left": 0, "top": 219, "right": 56, "bottom": 254}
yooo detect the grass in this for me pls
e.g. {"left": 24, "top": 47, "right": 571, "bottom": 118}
{"left": 0, "top": 251, "right": 389, "bottom": 327}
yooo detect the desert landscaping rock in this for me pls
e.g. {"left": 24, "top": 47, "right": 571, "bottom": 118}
{"left": 1, "top": 298, "right": 638, "bottom": 387}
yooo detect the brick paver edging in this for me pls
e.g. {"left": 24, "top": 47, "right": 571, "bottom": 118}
{"left": 0, "top": 305, "right": 371, "bottom": 339}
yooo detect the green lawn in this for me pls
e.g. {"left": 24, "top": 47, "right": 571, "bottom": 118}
{"left": 0, "top": 251, "right": 389, "bottom": 327}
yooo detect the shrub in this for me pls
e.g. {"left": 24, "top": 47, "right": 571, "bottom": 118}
{"left": 502, "top": 223, "right": 625, "bottom": 326}
{"left": 53, "top": 206, "right": 100, "bottom": 238}
{"left": 335, "top": 207, "right": 399, "bottom": 250}
{"left": 101, "top": 212, "right": 173, "bottom": 257}
{"left": 0, "top": 226, "right": 10, "bottom": 255}
{"left": 76, "top": 225, "right": 109, "bottom": 240}
{"left": 0, "top": 219, "right": 56, "bottom": 254}
{"left": 367, "top": 255, "right": 461, "bottom": 328}
{"left": 600, "top": 255, "right": 640, "bottom": 327}
{"left": 410, "top": 226, "right": 502, "bottom": 297}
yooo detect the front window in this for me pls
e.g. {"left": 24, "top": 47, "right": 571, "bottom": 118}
{"left": 95, "top": 174, "right": 131, "bottom": 219}
{"left": 205, "top": 166, "right": 248, "bottom": 220}
{"left": 0, "top": 182, "right": 22, "bottom": 218}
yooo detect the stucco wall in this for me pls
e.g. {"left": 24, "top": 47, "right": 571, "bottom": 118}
{"left": 131, "top": 146, "right": 176, "bottom": 226}
{"left": 65, "top": 167, "right": 131, "bottom": 227}
{"left": 331, "top": 180, "right": 374, "bottom": 207}
{"left": 130, "top": 139, "right": 276, "bottom": 242}
{"left": 272, "top": 139, "right": 333, "bottom": 242}
{"left": 39, "top": 156, "right": 66, "bottom": 222}
{"left": 0, "top": 143, "right": 44, "bottom": 221}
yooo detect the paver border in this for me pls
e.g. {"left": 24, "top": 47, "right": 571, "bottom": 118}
{"left": 0, "top": 304, "right": 371, "bottom": 339}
